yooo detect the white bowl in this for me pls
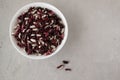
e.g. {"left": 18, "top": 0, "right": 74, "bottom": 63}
{"left": 9, "top": 2, "right": 68, "bottom": 59}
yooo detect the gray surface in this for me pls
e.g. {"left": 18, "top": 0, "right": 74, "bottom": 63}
{"left": 0, "top": 0, "right": 120, "bottom": 80}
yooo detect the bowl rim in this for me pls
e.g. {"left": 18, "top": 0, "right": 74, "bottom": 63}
{"left": 9, "top": 2, "right": 68, "bottom": 59}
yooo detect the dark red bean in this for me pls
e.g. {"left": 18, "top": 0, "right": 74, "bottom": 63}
{"left": 62, "top": 60, "right": 69, "bottom": 64}
{"left": 17, "top": 42, "right": 24, "bottom": 48}
{"left": 57, "top": 65, "right": 64, "bottom": 69}
{"left": 65, "top": 68, "right": 72, "bottom": 71}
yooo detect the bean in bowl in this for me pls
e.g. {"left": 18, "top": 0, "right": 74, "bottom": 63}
{"left": 12, "top": 7, "right": 65, "bottom": 56}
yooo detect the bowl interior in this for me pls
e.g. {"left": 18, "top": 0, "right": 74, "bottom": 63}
{"left": 10, "top": 2, "right": 68, "bottom": 59}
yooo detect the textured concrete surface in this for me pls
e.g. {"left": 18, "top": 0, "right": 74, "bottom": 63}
{"left": 0, "top": 0, "right": 120, "bottom": 80}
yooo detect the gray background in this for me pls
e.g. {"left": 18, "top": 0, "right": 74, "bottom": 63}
{"left": 0, "top": 0, "right": 120, "bottom": 80}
